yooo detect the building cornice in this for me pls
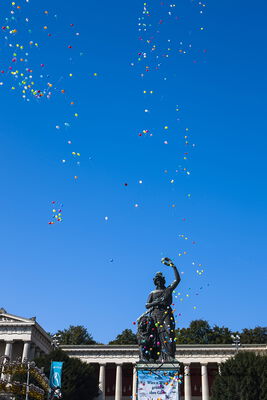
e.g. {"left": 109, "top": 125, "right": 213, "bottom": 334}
{"left": 60, "top": 344, "right": 267, "bottom": 350}
{"left": 60, "top": 344, "right": 267, "bottom": 365}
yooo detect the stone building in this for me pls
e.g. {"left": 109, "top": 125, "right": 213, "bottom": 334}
{"left": 0, "top": 308, "right": 51, "bottom": 362}
{"left": 0, "top": 309, "right": 266, "bottom": 400}
{"left": 61, "top": 343, "right": 267, "bottom": 400}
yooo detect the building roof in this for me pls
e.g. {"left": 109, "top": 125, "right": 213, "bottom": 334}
{"left": 0, "top": 309, "right": 52, "bottom": 347}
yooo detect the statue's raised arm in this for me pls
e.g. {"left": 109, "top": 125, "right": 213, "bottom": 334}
{"left": 161, "top": 257, "right": 181, "bottom": 291}
{"left": 170, "top": 263, "right": 181, "bottom": 290}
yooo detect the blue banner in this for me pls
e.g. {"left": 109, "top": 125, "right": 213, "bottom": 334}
{"left": 49, "top": 361, "right": 64, "bottom": 389}
{"left": 137, "top": 369, "right": 180, "bottom": 400}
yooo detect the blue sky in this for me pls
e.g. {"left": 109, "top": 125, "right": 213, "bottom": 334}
{"left": 0, "top": 0, "right": 266, "bottom": 343}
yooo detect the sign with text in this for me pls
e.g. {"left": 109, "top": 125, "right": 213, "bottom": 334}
{"left": 137, "top": 369, "right": 179, "bottom": 400}
{"left": 49, "top": 361, "right": 63, "bottom": 389}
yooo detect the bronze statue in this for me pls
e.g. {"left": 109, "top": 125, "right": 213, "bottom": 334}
{"left": 137, "top": 258, "right": 181, "bottom": 362}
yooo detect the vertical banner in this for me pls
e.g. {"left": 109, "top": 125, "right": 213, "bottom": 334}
{"left": 49, "top": 361, "right": 64, "bottom": 389}
{"left": 137, "top": 369, "right": 179, "bottom": 400}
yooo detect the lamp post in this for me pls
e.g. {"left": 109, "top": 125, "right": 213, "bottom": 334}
{"left": 25, "top": 361, "right": 30, "bottom": 400}
{"left": 231, "top": 334, "right": 241, "bottom": 353}
{"left": 49, "top": 335, "right": 63, "bottom": 400}
{"left": 51, "top": 334, "right": 61, "bottom": 349}
{"left": 25, "top": 361, "right": 36, "bottom": 400}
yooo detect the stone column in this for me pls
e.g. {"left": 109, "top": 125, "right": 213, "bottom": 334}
{"left": 22, "top": 341, "right": 31, "bottom": 362}
{"left": 218, "top": 363, "right": 222, "bottom": 375}
{"left": 201, "top": 364, "right": 209, "bottom": 400}
{"left": 99, "top": 364, "right": 106, "bottom": 400}
{"left": 115, "top": 364, "right": 122, "bottom": 400}
{"left": 184, "top": 364, "right": 192, "bottom": 400}
{"left": 132, "top": 365, "right": 137, "bottom": 399}
{"left": 4, "top": 341, "right": 13, "bottom": 360}
{"left": 1, "top": 341, "right": 13, "bottom": 379}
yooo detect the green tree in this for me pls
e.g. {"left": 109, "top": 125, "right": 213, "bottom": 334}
{"left": 109, "top": 329, "right": 137, "bottom": 345}
{"left": 35, "top": 349, "right": 99, "bottom": 400}
{"left": 260, "top": 362, "right": 267, "bottom": 400}
{"left": 240, "top": 327, "right": 267, "bottom": 344}
{"left": 176, "top": 320, "right": 213, "bottom": 344}
{"left": 176, "top": 320, "right": 234, "bottom": 344}
{"left": 55, "top": 325, "right": 96, "bottom": 345}
{"left": 209, "top": 325, "right": 233, "bottom": 344}
{"left": 211, "top": 352, "right": 267, "bottom": 400}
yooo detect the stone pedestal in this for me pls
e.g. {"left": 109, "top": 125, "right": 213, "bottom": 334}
{"left": 136, "top": 362, "right": 180, "bottom": 400}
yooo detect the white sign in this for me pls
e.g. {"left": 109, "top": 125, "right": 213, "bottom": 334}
{"left": 137, "top": 369, "right": 180, "bottom": 400}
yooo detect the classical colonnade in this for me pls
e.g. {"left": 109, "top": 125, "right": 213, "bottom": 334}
{"left": 98, "top": 363, "right": 137, "bottom": 400}
{"left": 0, "top": 310, "right": 52, "bottom": 364}
{"left": 96, "top": 361, "right": 213, "bottom": 400}
{"left": 183, "top": 363, "right": 210, "bottom": 400}
{"left": 61, "top": 344, "right": 267, "bottom": 400}
{"left": 1, "top": 340, "right": 45, "bottom": 362}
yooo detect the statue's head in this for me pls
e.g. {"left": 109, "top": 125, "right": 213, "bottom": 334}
{"left": 153, "top": 272, "right": 166, "bottom": 288}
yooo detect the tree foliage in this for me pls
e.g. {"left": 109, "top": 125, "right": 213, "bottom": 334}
{"left": 55, "top": 325, "right": 96, "bottom": 345}
{"left": 240, "top": 327, "right": 267, "bottom": 344}
{"left": 175, "top": 320, "right": 267, "bottom": 345}
{"left": 35, "top": 349, "right": 99, "bottom": 400}
{"left": 211, "top": 351, "right": 267, "bottom": 400}
{"left": 107, "top": 322, "right": 267, "bottom": 345}
{"left": 176, "top": 320, "right": 233, "bottom": 344}
{"left": 109, "top": 329, "right": 137, "bottom": 345}
{"left": 54, "top": 322, "right": 267, "bottom": 346}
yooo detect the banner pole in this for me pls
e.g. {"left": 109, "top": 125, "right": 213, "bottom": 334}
{"left": 25, "top": 361, "right": 30, "bottom": 400}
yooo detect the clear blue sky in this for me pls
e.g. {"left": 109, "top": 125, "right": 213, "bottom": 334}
{"left": 0, "top": 0, "right": 266, "bottom": 344}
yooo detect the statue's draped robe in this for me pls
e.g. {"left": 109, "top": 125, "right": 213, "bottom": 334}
{"left": 146, "top": 281, "right": 176, "bottom": 360}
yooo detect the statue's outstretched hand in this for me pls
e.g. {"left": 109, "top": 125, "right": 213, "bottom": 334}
{"left": 161, "top": 257, "right": 175, "bottom": 267}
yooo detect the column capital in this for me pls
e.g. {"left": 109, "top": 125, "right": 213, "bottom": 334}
{"left": 184, "top": 363, "right": 192, "bottom": 400}
{"left": 184, "top": 364, "right": 191, "bottom": 375}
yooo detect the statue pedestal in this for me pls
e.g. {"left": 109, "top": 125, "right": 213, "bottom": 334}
{"left": 135, "top": 362, "right": 180, "bottom": 400}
